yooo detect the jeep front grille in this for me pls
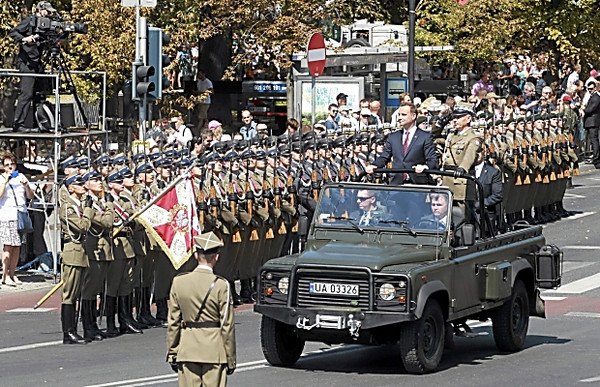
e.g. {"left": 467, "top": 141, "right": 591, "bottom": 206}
{"left": 294, "top": 269, "right": 371, "bottom": 309}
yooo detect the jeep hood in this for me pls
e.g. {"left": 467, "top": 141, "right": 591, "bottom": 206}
{"left": 296, "top": 242, "right": 437, "bottom": 271}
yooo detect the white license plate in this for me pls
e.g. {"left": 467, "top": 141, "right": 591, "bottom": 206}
{"left": 309, "top": 282, "right": 359, "bottom": 296}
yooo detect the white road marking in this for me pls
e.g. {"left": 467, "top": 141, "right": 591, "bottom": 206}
{"left": 540, "top": 296, "right": 567, "bottom": 301}
{"left": 6, "top": 307, "right": 56, "bottom": 313}
{"left": 565, "top": 312, "right": 600, "bottom": 318}
{"left": 581, "top": 375, "right": 600, "bottom": 383}
{"left": 0, "top": 340, "right": 62, "bottom": 354}
{"left": 544, "top": 273, "right": 600, "bottom": 294}
{"left": 563, "top": 261, "right": 596, "bottom": 271}
{"left": 561, "top": 246, "right": 600, "bottom": 250}
{"left": 563, "top": 211, "right": 596, "bottom": 221}
{"left": 563, "top": 193, "right": 586, "bottom": 199}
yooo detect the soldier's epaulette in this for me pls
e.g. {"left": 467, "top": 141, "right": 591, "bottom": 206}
{"left": 174, "top": 271, "right": 192, "bottom": 278}
{"left": 119, "top": 196, "right": 131, "bottom": 204}
{"left": 215, "top": 274, "right": 228, "bottom": 283}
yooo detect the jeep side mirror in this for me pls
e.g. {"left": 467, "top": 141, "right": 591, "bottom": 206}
{"left": 461, "top": 224, "right": 475, "bottom": 246}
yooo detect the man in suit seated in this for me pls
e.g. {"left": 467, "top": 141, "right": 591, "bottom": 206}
{"left": 473, "top": 151, "right": 503, "bottom": 234}
{"left": 365, "top": 103, "right": 439, "bottom": 184}
{"left": 417, "top": 193, "right": 450, "bottom": 231}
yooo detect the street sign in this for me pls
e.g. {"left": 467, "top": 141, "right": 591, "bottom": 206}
{"left": 307, "top": 33, "right": 326, "bottom": 77}
{"left": 121, "top": 0, "right": 156, "bottom": 7}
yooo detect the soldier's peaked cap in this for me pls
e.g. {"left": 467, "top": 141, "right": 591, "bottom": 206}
{"left": 194, "top": 231, "right": 224, "bottom": 254}
{"left": 453, "top": 102, "right": 474, "bottom": 117}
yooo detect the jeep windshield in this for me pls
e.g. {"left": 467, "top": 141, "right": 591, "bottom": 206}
{"left": 314, "top": 185, "right": 452, "bottom": 232}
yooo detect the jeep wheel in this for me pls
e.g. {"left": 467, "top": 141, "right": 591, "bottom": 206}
{"left": 492, "top": 279, "right": 529, "bottom": 352}
{"left": 260, "top": 316, "right": 305, "bottom": 366}
{"left": 400, "top": 299, "right": 445, "bottom": 374}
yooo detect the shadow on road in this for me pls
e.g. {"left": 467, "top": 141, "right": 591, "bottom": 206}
{"left": 291, "top": 326, "right": 570, "bottom": 375}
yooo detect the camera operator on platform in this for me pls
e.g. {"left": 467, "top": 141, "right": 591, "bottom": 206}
{"left": 9, "top": 1, "right": 55, "bottom": 133}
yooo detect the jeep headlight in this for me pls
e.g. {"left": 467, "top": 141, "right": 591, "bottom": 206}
{"left": 278, "top": 277, "right": 289, "bottom": 294}
{"left": 379, "top": 283, "right": 396, "bottom": 301}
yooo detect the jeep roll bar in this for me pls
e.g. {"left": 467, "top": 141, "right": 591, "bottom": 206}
{"left": 356, "top": 168, "right": 491, "bottom": 238}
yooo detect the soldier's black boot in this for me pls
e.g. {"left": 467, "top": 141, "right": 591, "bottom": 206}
{"left": 118, "top": 296, "right": 143, "bottom": 334}
{"left": 128, "top": 293, "right": 148, "bottom": 330}
{"left": 548, "top": 203, "right": 560, "bottom": 221}
{"left": 523, "top": 209, "right": 536, "bottom": 225}
{"left": 155, "top": 298, "right": 168, "bottom": 322}
{"left": 62, "top": 304, "right": 86, "bottom": 344}
{"left": 230, "top": 281, "right": 243, "bottom": 306}
{"left": 91, "top": 299, "right": 107, "bottom": 339}
{"left": 533, "top": 207, "right": 546, "bottom": 224}
{"left": 138, "top": 287, "right": 162, "bottom": 327}
{"left": 82, "top": 300, "right": 103, "bottom": 341}
{"left": 105, "top": 296, "right": 120, "bottom": 338}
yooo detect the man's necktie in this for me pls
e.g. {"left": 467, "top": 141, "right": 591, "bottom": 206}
{"left": 403, "top": 131, "right": 410, "bottom": 182}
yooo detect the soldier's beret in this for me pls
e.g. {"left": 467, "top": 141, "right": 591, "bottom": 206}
{"left": 495, "top": 119, "right": 504, "bottom": 126}
{"left": 291, "top": 141, "right": 302, "bottom": 153}
{"left": 148, "top": 152, "right": 162, "bottom": 161}
{"left": 78, "top": 157, "right": 91, "bottom": 168}
{"left": 174, "top": 158, "right": 192, "bottom": 168}
{"left": 118, "top": 167, "right": 134, "bottom": 179}
{"left": 132, "top": 153, "right": 147, "bottom": 164}
{"left": 505, "top": 118, "right": 516, "bottom": 125}
{"left": 303, "top": 140, "right": 317, "bottom": 150}
{"left": 61, "top": 156, "right": 79, "bottom": 169}
{"left": 516, "top": 116, "right": 525, "bottom": 123}
{"left": 213, "top": 141, "right": 230, "bottom": 153}
{"left": 224, "top": 151, "right": 240, "bottom": 162}
{"left": 205, "top": 152, "right": 223, "bottom": 163}
{"left": 332, "top": 136, "right": 346, "bottom": 148}
{"left": 107, "top": 171, "right": 124, "bottom": 183}
{"left": 83, "top": 170, "right": 102, "bottom": 181}
{"left": 93, "top": 154, "right": 110, "bottom": 166}
{"left": 135, "top": 163, "right": 154, "bottom": 174}
{"left": 111, "top": 154, "right": 129, "bottom": 166}
{"left": 240, "top": 150, "right": 256, "bottom": 160}
{"left": 416, "top": 116, "right": 427, "bottom": 126}
{"left": 254, "top": 150, "right": 267, "bottom": 160}
{"left": 267, "top": 148, "right": 281, "bottom": 158}
{"left": 163, "top": 149, "right": 176, "bottom": 159}
{"left": 64, "top": 173, "right": 85, "bottom": 186}
{"left": 234, "top": 140, "right": 248, "bottom": 151}
{"left": 194, "top": 231, "right": 224, "bottom": 254}
{"left": 154, "top": 158, "right": 172, "bottom": 168}
{"left": 549, "top": 112, "right": 558, "bottom": 119}
{"left": 277, "top": 134, "right": 290, "bottom": 145}
{"left": 264, "top": 136, "right": 278, "bottom": 148}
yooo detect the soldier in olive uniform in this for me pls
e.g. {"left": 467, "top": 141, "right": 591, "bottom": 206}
{"left": 106, "top": 171, "right": 143, "bottom": 336}
{"left": 167, "top": 231, "right": 236, "bottom": 387}
{"left": 441, "top": 103, "right": 483, "bottom": 214}
{"left": 81, "top": 170, "right": 115, "bottom": 341}
{"left": 59, "top": 174, "right": 92, "bottom": 344}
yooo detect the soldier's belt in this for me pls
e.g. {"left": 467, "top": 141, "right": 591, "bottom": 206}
{"left": 114, "top": 228, "right": 134, "bottom": 238}
{"left": 181, "top": 321, "right": 220, "bottom": 329}
{"left": 61, "top": 236, "right": 85, "bottom": 245}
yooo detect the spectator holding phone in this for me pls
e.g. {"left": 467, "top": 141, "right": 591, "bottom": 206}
{"left": 0, "top": 151, "right": 34, "bottom": 286}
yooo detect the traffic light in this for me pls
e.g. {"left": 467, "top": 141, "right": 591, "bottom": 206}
{"left": 132, "top": 61, "right": 155, "bottom": 101}
{"left": 147, "top": 26, "right": 171, "bottom": 100}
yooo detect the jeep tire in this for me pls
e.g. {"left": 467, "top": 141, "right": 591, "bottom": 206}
{"left": 400, "top": 299, "right": 445, "bottom": 374}
{"left": 260, "top": 316, "right": 305, "bottom": 366}
{"left": 492, "top": 279, "right": 529, "bottom": 352}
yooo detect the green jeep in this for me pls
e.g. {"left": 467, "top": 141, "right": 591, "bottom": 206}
{"left": 254, "top": 172, "right": 562, "bottom": 374}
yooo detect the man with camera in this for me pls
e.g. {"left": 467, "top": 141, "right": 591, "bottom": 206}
{"left": 9, "top": 1, "right": 56, "bottom": 133}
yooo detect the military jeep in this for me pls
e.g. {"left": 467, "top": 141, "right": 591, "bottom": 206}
{"left": 254, "top": 170, "right": 562, "bottom": 374}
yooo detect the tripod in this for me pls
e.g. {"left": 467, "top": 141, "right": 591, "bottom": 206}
{"left": 40, "top": 41, "right": 90, "bottom": 130}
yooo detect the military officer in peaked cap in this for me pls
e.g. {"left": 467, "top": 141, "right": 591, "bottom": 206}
{"left": 167, "top": 231, "right": 236, "bottom": 387}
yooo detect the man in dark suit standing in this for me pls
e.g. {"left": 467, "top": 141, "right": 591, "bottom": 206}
{"left": 366, "top": 103, "right": 439, "bottom": 184}
{"left": 473, "top": 151, "right": 503, "bottom": 234}
{"left": 584, "top": 80, "right": 600, "bottom": 168}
